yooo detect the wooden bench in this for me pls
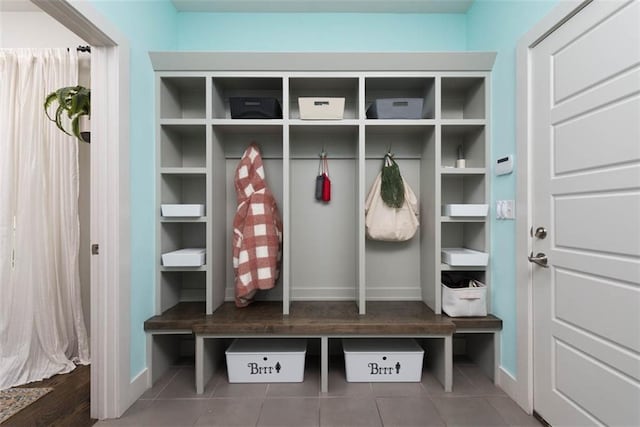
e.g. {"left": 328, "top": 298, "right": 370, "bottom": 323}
{"left": 144, "top": 301, "right": 502, "bottom": 394}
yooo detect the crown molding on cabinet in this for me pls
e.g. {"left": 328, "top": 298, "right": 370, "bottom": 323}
{"left": 150, "top": 51, "right": 496, "bottom": 72}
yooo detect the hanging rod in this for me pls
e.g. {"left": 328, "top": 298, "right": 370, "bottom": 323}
{"left": 76, "top": 45, "right": 91, "bottom": 53}
{"left": 224, "top": 155, "right": 423, "bottom": 160}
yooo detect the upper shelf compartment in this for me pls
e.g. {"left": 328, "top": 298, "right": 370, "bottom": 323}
{"left": 212, "top": 77, "right": 283, "bottom": 120}
{"left": 160, "top": 77, "right": 206, "bottom": 120}
{"left": 441, "top": 77, "right": 485, "bottom": 120}
{"left": 289, "top": 77, "right": 359, "bottom": 120}
{"left": 160, "top": 124, "right": 206, "bottom": 168}
{"left": 365, "top": 77, "right": 435, "bottom": 120}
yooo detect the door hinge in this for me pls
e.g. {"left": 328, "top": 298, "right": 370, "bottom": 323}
{"left": 91, "top": 244, "right": 100, "bottom": 255}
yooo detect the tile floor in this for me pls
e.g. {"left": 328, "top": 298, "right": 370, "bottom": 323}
{"left": 96, "top": 358, "right": 541, "bottom": 427}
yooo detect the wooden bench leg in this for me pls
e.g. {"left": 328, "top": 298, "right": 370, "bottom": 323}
{"left": 146, "top": 334, "right": 153, "bottom": 388}
{"left": 195, "top": 336, "right": 205, "bottom": 394}
{"left": 196, "top": 336, "right": 219, "bottom": 394}
{"left": 321, "top": 336, "right": 328, "bottom": 393}
{"left": 428, "top": 335, "right": 453, "bottom": 392}
{"left": 444, "top": 335, "right": 453, "bottom": 392}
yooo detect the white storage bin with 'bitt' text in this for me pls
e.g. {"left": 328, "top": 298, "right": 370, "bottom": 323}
{"left": 161, "top": 248, "right": 206, "bottom": 267}
{"left": 442, "top": 281, "right": 487, "bottom": 317}
{"left": 298, "top": 97, "right": 345, "bottom": 120}
{"left": 342, "top": 339, "right": 424, "bottom": 382}
{"left": 226, "top": 339, "right": 307, "bottom": 383}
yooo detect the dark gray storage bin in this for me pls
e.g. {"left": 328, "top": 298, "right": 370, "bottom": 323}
{"left": 367, "top": 98, "right": 424, "bottom": 119}
{"left": 230, "top": 97, "right": 282, "bottom": 119}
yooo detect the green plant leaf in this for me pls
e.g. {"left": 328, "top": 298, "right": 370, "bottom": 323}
{"left": 44, "top": 85, "right": 90, "bottom": 141}
{"left": 380, "top": 155, "right": 405, "bottom": 208}
{"left": 44, "top": 92, "right": 58, "bottom": 121}
{"left": 55, "top": 104, "right": 73, "bottom": 136}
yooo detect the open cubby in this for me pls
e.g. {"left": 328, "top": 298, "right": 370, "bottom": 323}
{"left": 289, "top": 77, "right": 359, "bottom": 120}
{"left": 289, "top": 126, "right": 359, "bottom": 301}
{"left": 160, "top": 222, "right": 206, "bottom": 257}
{"left": 160, "top": 174, "right": 206, "bottom": 206}
{"left": 441, "top": 222, "right": 486, "bottom": 253}
{"left": 148, "top": 333, "right": 196, "bottom": 383}
{"left": 212, "top": 77, "right": 283, "bottom": 119}
{"left": 364, "top": 125, "right": 436, "bottom": 302}
{"left": 160, "top": 124, "right": 207, "bottom": 168}
{"left": 441, "top": 174, "right": 486, "bottom": 205}
{"left": 160, "top": 77, "right": 206, "bottom": 119}
{"left": 441, "top": 125, "right": 486, "bottom": 169}
{"left": 442, "top": 270, "right": 486, "bottom": 286}
{"left": 441, "top": 77, "right": 485, "bottom": 120}
{"left": 159, "top": 271, "right": 206, "bottom": 313}
{"left": 210, "top": 125, "right": 285, "bottom": 303}
{"left": 365, "top": 77, "right": 436, "bottom": 119}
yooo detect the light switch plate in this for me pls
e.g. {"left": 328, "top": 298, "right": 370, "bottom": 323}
{"left": 496, "top": 200, "right": 515, "bottom": 220}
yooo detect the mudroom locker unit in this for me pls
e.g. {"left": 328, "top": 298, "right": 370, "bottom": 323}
{"left": 145, "top": 52, "right": 502, "bottom": 393}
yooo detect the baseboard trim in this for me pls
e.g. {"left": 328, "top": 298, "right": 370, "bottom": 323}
{"left": 128, "top": 368, "right": 149, "bottom": 407}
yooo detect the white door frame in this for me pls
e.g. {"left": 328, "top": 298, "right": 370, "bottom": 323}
{"left": 31, "top": 0, "right": 132, "bottom": 419}
{"left": 514, "top": 0, "right": 592, "bottom": 414}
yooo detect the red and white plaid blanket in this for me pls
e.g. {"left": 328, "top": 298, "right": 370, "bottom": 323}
{"left": 232, "top": 143, "right": 283, "bottom": 307}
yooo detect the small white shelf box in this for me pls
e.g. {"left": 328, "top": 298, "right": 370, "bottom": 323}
{"left": 298, "top": 97, "right": 345, "bottom": 120}
{"left": 441, "top": 248, "right": 489, "bottom": 267}
{"left": 443, "top": 204, "right": 488, "bottom": 217}
{"left": 441, "top": 282, "right": 487, "bottom": 317}
{"left": 342, "top": 338, "right": 424, "bottom": 382}
{"left": 225, "top": 339, "right": 307, "bottom": 383}
{"left": 161, "top": 248, "right": 206, "bottom": 267}
{"left": 161, "top": 204, "right": 205, "bottom": 217}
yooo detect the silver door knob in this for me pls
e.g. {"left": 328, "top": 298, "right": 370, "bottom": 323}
{"left": 528, "top": 252, "right": 549, "bottom": 268}
{"left": 530, "top": 226, "right": 547, "bottom": 239}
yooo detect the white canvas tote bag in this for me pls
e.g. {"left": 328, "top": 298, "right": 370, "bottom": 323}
{"left": 365, "top": 171, "right": 419, "bottom": 242}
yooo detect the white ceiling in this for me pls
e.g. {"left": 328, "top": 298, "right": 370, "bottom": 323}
{"left": 171, "top": 0, "right": 474, "bottom": 14}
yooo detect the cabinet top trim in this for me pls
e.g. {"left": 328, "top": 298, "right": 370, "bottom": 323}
{"left": 149, "top": 52, "right": 496, "bottom": 72}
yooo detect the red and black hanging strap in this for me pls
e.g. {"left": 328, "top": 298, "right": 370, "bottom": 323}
{"left": 315, "top": 149, "right": 331, "bottom": 203}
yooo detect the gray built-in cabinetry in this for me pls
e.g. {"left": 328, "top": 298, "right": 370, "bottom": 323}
{"left": 151, "top": 52, "right": 495, "bottom": 385}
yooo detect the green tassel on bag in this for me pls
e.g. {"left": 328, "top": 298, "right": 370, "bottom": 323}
{"left": 380, "top": 154, "right": 405, "bottom": 208}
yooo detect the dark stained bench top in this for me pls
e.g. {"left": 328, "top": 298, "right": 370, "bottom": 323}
{"left": 144, "top": 301, "right": 207, "bottom": 331}
{"left": 445, "top": 314, "right": 503, "bottom": 331}
{"left": 192, "top": 301, "right": 456, "bottom": 336}
{"left": 145, "top": 301, "right": 502, "bottom": 335}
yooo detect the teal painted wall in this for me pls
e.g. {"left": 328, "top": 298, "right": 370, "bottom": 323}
{"left": 85, "top": 0, "right": 561, "bottom": 383}
{"left": 466, "top": 0, "right": 559, "bottom": 376}
{"left": 87, "top": 0, "right": 178, "bottom": 378}
{"left": 177, "top": 13, "right": 466, "bottom": 51}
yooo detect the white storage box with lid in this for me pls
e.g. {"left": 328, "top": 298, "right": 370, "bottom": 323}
{"left": 443, "top": 204, "right": 488, "bottom": 217}
{"left": 161, "top": 248, "right": 205, "bottom": 267}
{"left": 161, "top": 204, "right": 205, "bottom": 217}
{"left": 342, "top": 338, "right": 424, "bottom": 382}
{"left": 442, "top": 281, "right": 487, "bottom": 317}
{"left": 441, "top": 248, "right": 489, "bottom": 266}
{"left": 298, "top": 97, "right": 345, "bottom": 120}
{"left": 225, "top": 338, "right": 307, "bottom": 383}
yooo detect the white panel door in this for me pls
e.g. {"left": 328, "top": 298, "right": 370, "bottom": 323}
{"left": 531, "top": 1, "right": 640, "bottom": 426}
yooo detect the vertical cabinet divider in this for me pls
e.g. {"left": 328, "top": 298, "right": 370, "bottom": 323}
{"left": 282, "top": 76, "right": 291, "bottom": 315}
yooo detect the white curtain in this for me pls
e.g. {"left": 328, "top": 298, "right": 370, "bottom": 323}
{"left": 0, "top": 49, "right": 90, "bottom": 390}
